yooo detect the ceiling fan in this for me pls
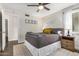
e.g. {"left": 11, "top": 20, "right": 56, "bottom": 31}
{"left": 27, "top": 3, "right": 50, "bottom": 12}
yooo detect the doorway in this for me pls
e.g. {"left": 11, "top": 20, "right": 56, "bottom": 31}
{"left": 5, "top": 19, "right": 8, "bottom": 47}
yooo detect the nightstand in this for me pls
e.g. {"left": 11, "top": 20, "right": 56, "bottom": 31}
{"left": 61, "top": 36, "right": 75, "bottom": 52}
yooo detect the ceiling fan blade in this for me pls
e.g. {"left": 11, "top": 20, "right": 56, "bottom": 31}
{"left": 25, "top": 14, "right": 29, "bottom": 16}
{"left": 42, "top": 3, "right": 50, "bottom": 5}
{"left": 44, "top": 6, "right": 50, "bottom": 11}
{"left": 37, "top": 9, "right": 40, "bottom": 12}
{"left": 27, "top": 5, "right": 38, "bottom": 6}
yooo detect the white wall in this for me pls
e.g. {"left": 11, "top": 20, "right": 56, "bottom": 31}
{"left": 2, "top": 8, "right": 20, "bottom": 41}
{"left": 38, "top": 11, "right": 64, "bottom": 32}
{"left": 63, "top": 10, "right": 72, "bottom": 36}
{"left": 18, "top": 16, "right": 39, "bottom": 43}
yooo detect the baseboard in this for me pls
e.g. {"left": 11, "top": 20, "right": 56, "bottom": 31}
{"left": 8, "top": 39, "right": 18, "bottom": 42}
{"left": 18, "top": 42, "right": 24, "bottom": 44}
{"left": 9, "top": 40, "right": 18, "bottom": 42}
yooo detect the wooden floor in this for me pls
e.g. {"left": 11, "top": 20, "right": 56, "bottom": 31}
{"left": 0, "top": 41, "right": 18, "bottom": 56}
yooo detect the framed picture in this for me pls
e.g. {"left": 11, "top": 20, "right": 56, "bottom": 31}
{"left": 33, "top": 20, "right": 36, "bottom": 24}
{"left": 25, "top": 19, "right": 38, "bottom": 24}
{"left": 34, "top": 20, "right": 37, "bottom": 24}
{"left": 28, "top": 20, "right": 31, "bottom": 23}
{"left": 31, "top": 20, "right": 34, "bottom": 24}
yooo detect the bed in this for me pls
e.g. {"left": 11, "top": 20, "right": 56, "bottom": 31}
{"left": 24, "top": 28, "right": 64, "bottom": 56}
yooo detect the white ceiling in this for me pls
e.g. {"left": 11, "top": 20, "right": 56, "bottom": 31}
{"left": 0, "top": 3, "right": 77, "bottom": 18}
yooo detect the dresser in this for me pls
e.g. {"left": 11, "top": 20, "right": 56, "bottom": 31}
{"left": 61, "top": 36, "right": 75, "bottom": 52}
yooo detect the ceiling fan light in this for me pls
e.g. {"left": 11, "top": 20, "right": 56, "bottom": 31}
{"left": 38, "top": 5, "right": 44, "bottom": 10}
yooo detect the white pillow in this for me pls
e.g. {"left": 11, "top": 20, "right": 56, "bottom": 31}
{"left": 58, "top": 31, "right": 62, "bottom": 36}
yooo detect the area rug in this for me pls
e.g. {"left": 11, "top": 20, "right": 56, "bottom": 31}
{"left": 13, "top": 44, "right": 32, "bottom": 56}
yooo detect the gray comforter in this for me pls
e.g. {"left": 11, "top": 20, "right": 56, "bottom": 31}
{"left": 25, "top": 32, "right": 60, "bottom": 48}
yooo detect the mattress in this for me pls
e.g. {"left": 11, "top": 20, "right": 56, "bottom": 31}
{"left": 25, "top": 33, "right": 60, "bottom": 48}
{"left": 24, "top": 40, "right": 61, "bottom": 56}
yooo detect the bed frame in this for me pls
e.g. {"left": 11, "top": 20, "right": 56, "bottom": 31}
{"left": 24, "top": 40, "right": 61, "bottom": 56}
{"left": 24, "top": 28, "right": 64, "bottom": 56}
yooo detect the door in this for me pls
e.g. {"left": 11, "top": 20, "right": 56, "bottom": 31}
{"left": 5, "top": 19, "right": 8, "bottom": 47}
{"left": 0, "top": 12, "right": 2, "bottom": 51}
